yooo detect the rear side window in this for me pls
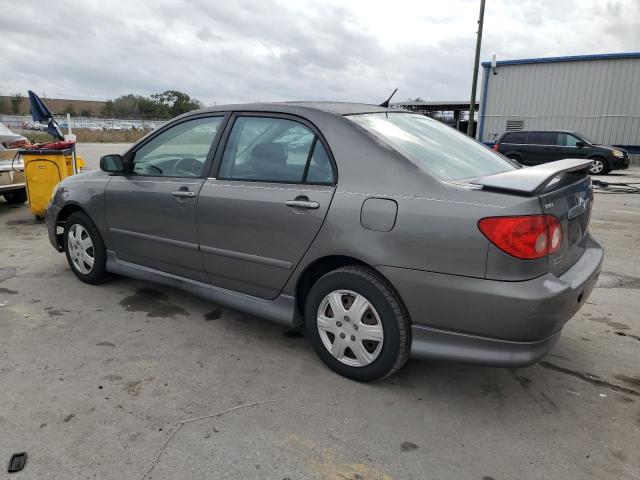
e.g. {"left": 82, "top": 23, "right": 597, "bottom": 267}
{"left": 348, "top": 113, "right": 515, "bottom": 181}
{"left": 306, "top": 142, "right": 334, "bottom": 183}
{"left": 529, "top": 132, "right": 557, "bottom": 145}
{"left": 219, "top": 117, "right": 315, "bottom": 183}
{"left": 502, "top": 131, "right": 527, "bottom": 144}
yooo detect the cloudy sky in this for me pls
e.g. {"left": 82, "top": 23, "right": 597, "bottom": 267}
{"left": 1, "top": 0, "right": 638, "bottom": 105}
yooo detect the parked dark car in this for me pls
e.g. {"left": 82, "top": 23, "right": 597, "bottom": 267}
{"left": 493, "top": 130, "right": 629, "bottom": 175}
{"left": 46, "top": 103, "right": 603, "bottom": 381}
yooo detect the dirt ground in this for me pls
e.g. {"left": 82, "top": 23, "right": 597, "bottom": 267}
{"left": 0, "top": 167, "right": 639, "bottom": 479}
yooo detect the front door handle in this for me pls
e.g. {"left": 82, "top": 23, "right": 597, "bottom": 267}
{"left": 171, "top": 189, "right": 196, "bottom": 198}
{"left": 286, "top": 196, "right": 319, "bottom": 210}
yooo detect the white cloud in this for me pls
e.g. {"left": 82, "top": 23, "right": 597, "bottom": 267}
{"left": 0, "top": 0, "right": 638, "bottom": 106}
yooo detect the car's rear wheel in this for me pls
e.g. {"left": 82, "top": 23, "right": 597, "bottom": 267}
{"left": 3, "top": 189, "right": 27, "bottom": 204}
{"left": 64, "top": 211, "right": 110, "bottom": 284}
{"left": 305, "top": 266, "right": 410, "bottom": 382}
{"left": 589, "top": 157, "right": 609, "bottom": 175}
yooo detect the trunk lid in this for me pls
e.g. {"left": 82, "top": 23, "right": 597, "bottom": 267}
{"left": 539, "top": 172, "right": 593, "bottom": 275}
{"left": 472, "top": 159, "right": 593, "bottom": 276}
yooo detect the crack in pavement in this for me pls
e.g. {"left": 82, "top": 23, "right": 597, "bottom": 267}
{"left": 539, "top": 361, "right": 640, "bottom": 397}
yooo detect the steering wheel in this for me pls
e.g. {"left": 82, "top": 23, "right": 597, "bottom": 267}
{"left": 133, "top": 162, "right": 163, "bottom": 175}
{"left": 173, "top": 157, "right": 203, "bottom": 177}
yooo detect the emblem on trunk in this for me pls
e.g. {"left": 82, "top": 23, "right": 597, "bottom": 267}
{"left": 568, "top": 194, "right": 590, "bottom": 219}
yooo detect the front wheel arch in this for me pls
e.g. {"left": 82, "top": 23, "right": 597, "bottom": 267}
{"left": 53, "top": 203, "right": 86, "bottom": 249}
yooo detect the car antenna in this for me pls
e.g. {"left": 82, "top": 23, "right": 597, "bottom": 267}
{"left": 379, "top": 88, "right": 398, "bottom": 108}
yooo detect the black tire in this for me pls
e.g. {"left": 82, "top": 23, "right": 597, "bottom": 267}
{"left": 304, "top": 265, "right": 410, "bottom": 382}
{"left": 589, "top": 157, "right": 610, "bottom": 175}
{"left": 3, "top": 189, "right": 27, "bottom": 204}
{"left": 63, "top": 211, "right": 110, "bottom": 284}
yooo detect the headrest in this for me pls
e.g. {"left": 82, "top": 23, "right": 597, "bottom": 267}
{"left": 250, "top": 143, "right": 286, "bottom": 171}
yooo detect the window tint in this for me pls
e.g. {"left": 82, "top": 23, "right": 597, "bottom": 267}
{"left": 503, "top": 131, "right": 527, "bottom": 144}
{"left": 558, "top": 133, "right": 580, "bottom": 147}
{"left": 219, "top": 117, "right": 315, "bottom": 183}
{"left": 528, "top": 132, "right": 557, "bottom": 145}
{"left": 132, "top": 117, "right": 222, "bottom": 177}
{"left": 348, "top": 113, "right": 515, "bottom": 181}
{"left": 305, "top": 141, "right": 334, "bottom": 183}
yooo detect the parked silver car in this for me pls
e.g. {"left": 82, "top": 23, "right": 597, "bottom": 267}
{"left": 45, "top": 102, "right": 603, "bottom": 381}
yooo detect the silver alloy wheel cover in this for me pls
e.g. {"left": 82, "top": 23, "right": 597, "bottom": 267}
{"left": 317, "top": 289, "right": 384, "bottom": 367}
{"left": 590, "top": 159, "right": 604, "bottom": 174}
{"left": 67, "top": 224, "right": 95, "bottom": 275}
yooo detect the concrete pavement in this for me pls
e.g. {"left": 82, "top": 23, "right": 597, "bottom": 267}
{"left": 0, "top": 167, "right": 639, "bottom": 479}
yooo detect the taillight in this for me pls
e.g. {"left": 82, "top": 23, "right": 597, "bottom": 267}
{"left": 478, "top": 215, "right": 563, "bottom": 260}
{"left": 492, "top": 143, "right": 499, "bottom": 152}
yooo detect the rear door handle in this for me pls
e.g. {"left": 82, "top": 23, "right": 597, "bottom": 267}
{"left": 172, "top": 189, "right": 196, "bottom": 198}
{"left": 286, "top": 198, "right": 320, "bottom": 210}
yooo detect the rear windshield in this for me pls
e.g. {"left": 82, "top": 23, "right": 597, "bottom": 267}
{"left": 348, "top": 113, "right": 516, "bottom": 181}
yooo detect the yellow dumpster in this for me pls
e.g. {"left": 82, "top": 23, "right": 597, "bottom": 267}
{"left": 21, "top": 148, "right": 83, "bottom": 219}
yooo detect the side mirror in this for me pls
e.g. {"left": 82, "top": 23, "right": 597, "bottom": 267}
{"left": 100, "top": 154, "right": 125, "bottom": 173}
{"left": 575, "top": 141, "right": 585, "bottom": 148}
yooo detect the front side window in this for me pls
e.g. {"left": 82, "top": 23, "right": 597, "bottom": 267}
{"left": 558, "top": 133, "right": 580, "bottom": 147}
{"left": 348, "top": 113, "right": 515, "bottom": 181}
{"left": 219, "top": 116, "right": 319, "bottom": 183}
{"left": 132, "top": 117, "right": 223, "bottom": 177}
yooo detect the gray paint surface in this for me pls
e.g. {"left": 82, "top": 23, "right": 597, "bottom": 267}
{"left": 478, "top": 56, "right": 640, "bottom": 148}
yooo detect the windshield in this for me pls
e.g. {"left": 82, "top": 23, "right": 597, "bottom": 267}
{"left": 578, "top": 133, "right": 596, "bottom": 144}
{"left": 348, "top": 113, "right": 516, "bottom": 181}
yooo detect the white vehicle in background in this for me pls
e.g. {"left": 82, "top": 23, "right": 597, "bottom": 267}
{"left": 80, "top": 122, "right": 104, "bottom": 131}
{"left": 0, "top": 123, "right": 27, "bottom": 204}
{"left": 23, "top": 121, "right": 48, "bottom": 131}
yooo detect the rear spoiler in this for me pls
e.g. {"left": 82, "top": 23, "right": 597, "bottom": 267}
{"left": 471, "top": 159, "right": 593, "bottom": 195}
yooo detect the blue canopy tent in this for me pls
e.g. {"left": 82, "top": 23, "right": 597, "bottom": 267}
{"left": 27, "top": 90, "right": 64, "bottom": 140}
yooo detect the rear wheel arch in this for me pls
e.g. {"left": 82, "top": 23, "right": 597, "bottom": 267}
{"left": 294, "top": 255, "right": 410, "bottom": 324}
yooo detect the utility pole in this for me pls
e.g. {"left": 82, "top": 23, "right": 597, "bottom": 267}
{"left": 467, "top": 0, "right": 486, "bottom": 137}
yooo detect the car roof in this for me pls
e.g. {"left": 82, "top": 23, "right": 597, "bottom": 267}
{"left": 191, "top": 101, "right": 399, "bottom": 117}
{"left": 504, "top": 130, "right": 577, "bottom": 134}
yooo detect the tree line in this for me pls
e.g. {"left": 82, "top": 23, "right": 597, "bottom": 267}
{"left": 101, "top": 90, "right": 203, "bottom": 119}
{"left": 0, "top": 90, "right": 203, "bottom": 119}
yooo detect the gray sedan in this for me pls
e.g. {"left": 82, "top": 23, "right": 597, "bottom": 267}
{"left": 45, "top": 102, "right": 603, "bottom": 381}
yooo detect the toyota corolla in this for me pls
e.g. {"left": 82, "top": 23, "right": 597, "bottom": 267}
{"left": 45, "top": 102, "right": 603, "bottom": 381}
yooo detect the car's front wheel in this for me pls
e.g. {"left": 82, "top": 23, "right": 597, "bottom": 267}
{"left": 305, "top": 266, "right": 410, "bottom": 382}
{"left": 64, "top": 211, "right": 110, "bottom": 284}
{"left": 589, "top": 157, "right": 609, "bottom": 175}
{"left": 3, "top": 189, "right": 27, "bottom": 204}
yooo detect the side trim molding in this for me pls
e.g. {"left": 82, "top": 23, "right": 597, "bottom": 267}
{"left": 200, "top": 244, "right": 293, "bottom": 270}
{"left": 109, "top": 227, "right": 199, "bottom": 251}
{"left": 106, "top": 251, "right": 298, "bottom": 326}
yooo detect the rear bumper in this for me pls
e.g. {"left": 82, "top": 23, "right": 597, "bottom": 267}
{"left": 378, "top": 235, "right": 603, "bottom": 367}
{"left": 410, "top": 325, "right": 561, "bottom": 367}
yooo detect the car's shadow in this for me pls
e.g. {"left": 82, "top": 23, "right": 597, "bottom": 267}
{"left": 99, "top": 273, "right": 637, "bottom": 419}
